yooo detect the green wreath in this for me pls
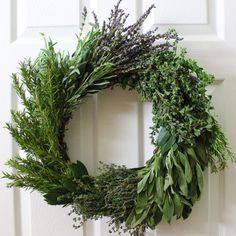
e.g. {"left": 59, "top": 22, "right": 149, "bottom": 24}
{"left": 4, "top": 1, "right": 235, "bottom": 235}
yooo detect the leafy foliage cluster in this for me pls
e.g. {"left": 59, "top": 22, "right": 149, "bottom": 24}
{"left": 3, "top": 1, "right": 235, "bottom": 235}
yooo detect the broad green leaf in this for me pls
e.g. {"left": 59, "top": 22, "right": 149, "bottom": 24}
{"left": 187, "top": 148, "right": 198, "bottom": 162}
{"left": 153, "top": 155, "right": 161, "bottom": 174}
{"left": 172, "top": 154, "right": 181, "bottom": 169}
{"left": 71, "top": 160, "right": 89, "bottom": 179}
{"left": 137, "top": 173, "right": 149, "bottom": 193}
{"left": 155, "top": 176, "right": 164, "bottom": 203}
{"left": 178, "top": 152, "right": 192, "bottom": 183}
{"left": 165, "top": 155, "right": 172, "bottom": 170}
{"left": 153, "top": 206, "right": 163, "bottom": 225}
{"left": 157, "top": 127, "right": 169, "bottom": 146}
{"left": 177, "top": 167, "right": 188, "bottom": 197}
{"left": 62, "top": 179, "right": 77, "bottom": 192}
{"left": 164, "top": 173, "right": 173, "bottom": 191}
{"left": 195, "top": 143, "right": 208, "bottom": 165}
{"left": 129, "top": 207, "right": 150, "bottom": 228}
{"left": 178, "top": 151, "right": 186, "bottom": 166}
{"left": 178, "top": 195, "right": 192, "bottom": 207}
{"left": 126, "top": 209, "right": 136, "bottom": 228}
{"left": 147, "top": 216, "right": 156, "bottom": 230}
{"left": 184, "top": 159, "right": 192, "bottom": 183}
{"left": 149, "top": 169, "right": 154, "bottom": 183}
{"left": 43, "top": 188, "right": 70, "bottom": 205}
{"left": 147, "top": 206, "right": 163, "bottom": 229}
{"left": 173, "top": 194, "right": 183, "bottom": 218}
{"left": 188, "top": 175, "right": 198, "bottom": 201}
{"left": 161, "top": 136, "right": 176, "bottom": 155}
{"left": 148, "top": 180, "right": 155, "bottom": 196}
{"left": 163, "top": 194, "right": 174, "bottom": 223}
{"left": 196, "top": 163, "right": 204, "bottom": 195}
{"left": 137, "top": 192, "right": 148, "bottom": 207}
{"left": 172, "top": 143, "right": 178, "bottom": 151}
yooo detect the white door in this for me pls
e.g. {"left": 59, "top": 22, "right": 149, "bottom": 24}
{"left": 1, "top": 0, "right": 236, "bottom": 236}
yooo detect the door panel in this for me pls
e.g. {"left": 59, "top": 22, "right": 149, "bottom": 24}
{"left": 1, "top": 1, "right": 236, "bottom": 236}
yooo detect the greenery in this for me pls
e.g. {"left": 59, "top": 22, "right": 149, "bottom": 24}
{"left": 3, "top": 1, "right": 235, "bottom": 235}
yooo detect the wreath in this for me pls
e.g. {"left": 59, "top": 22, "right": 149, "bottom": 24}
{"left": 4, "top": 1, "right": 235, "bottom": 235}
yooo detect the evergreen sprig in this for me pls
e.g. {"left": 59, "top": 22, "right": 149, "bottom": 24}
{"left": 3, "top": 1, "right": 235, "bottom": 235}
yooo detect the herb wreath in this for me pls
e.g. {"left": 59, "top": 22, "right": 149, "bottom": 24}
{"left": 3, "top": 1, "right": 235, "bottom": 235}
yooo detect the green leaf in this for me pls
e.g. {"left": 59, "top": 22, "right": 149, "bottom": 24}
{"left": 71, "top": 160, "right": 89, "bottom": 179}
{"left": 161, "top": 136, "right": 176, "bottom": 155}
{"left": 178, "top": 151, "right": 186, "bottom": 166}
{"left": 163, "top": 194, "right": 174, "bottom": 223}
{"left": 62, "top": 178, "right": 77, "bottom": 192}
{"left": 43, "top": 188, "right": 70, "bottom": 205}
{"left": 177, "top": 167, "right": 188, "bottom": 197}
{"left": 184, "top": 160, "right": 192, "bottom": 183}
{"left": 195, "top": 143, "right": 208, "bottom": 165}
{"left": 126, "top": 209, "right": 136, "bottom": 228}
{"left": 137, "top": 192, "right": 148, "bottom": 207}
{"left": 147, "top": 206, "right": 163, "bottom": 229}
{"left": 165, "top": 155, "right": 173, "bottom": 170}
{"left": 187, "top": 148, "right": 198, "bottom": 162}
{"left": 155, "top": 176, "right": 164, "bottom": 203}
{"left": 178, "top": 195, "right": 192, "bottom": 207}
{"left": 153, "top": 155, "right": 161, "bottom": 173}
{"left": 196, "top": 163, "right": 204, "bottom": 196}
{"left": 188, "top": 174, "right": 199, "bottom": 203}
{"left": 157, "top": 127, "right": 169, "bottom": 146}
{"left": 153, "top": 206, "right": 163, "bottom": 225}
{"left": 172, "top": 154, "right": 181, "bottom": 169}
{"left": 128, "top": 207, "right": 150, "bottom": 228}
{"left": 148, "top": 180, "right": 155, "bottom": 196}
{"left": 178, "top": 152, "right": 192, "bottom": 183}
{"left": 173, "top": 194, "right": 183, "bottom": 218}
{"left": 164, "top": 173, "right": 173, "bottom": 191}
{"left": 137, "top": 173, "right": 149, "bottom": 193}
{"left": 147, "top": 217, "right": 156, "bottom": 230}
{"left": 148, "top": 169, "right": 154, "bottom": 183}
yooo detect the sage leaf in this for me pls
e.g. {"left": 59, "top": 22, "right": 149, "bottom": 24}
{"left": 173, "top": 194, "right": 183, "bottom": 218}
{"left": 187, "top": 148, "right": 198, "bottom": 162}
{"left": 153, "top": 206, "right": 163, "bottom": 225}
{"left": 157, "top": 127, "right": 169, "bottom": 146}
{"left": 137, "top": 192, "right": 148, "bottom": 207}
{"left": 161, "top": 136, "right": 176, "bottom": 154}
{"left": 196, "top": 163, "right": 204, "bottom": 195}
{"left": 164, "top": 173, "right": 173, "bottom": 191}
{"left": 148, "top": 180, "right": 155, "bottom": 196}
{"left": 178, "top": 152, "right": 192, "bottom": 183}
{"left": 44, "top": 188, "right": 70, "bottom": 205}
{"left": 195, "top": 143, "right": 208, "bottom": 165}
{"left": 155, "top": 176, "right": 164, "bottom": 203}
{"left": 130, "top": 207, "right": 150, "bottom": 228}
{"left": 147, "top": 206, "right": 163, "bottom": 229}
{"left": 137, "top": 173, "right": 149, "bottom": 193}
{"left": 177, "top": 167, "right": 188, "bottom": 197}
{"left": 149, "top": 169, "right": 154, "bottom": 183}
{"left": 163, "top": 194, "right": 174, "bottom": 223}
{"left": 71, "top": 160, "right": 89, "bottom": 179}
{"left": 126, "top": 209, "right": 136, "bottom": 228}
